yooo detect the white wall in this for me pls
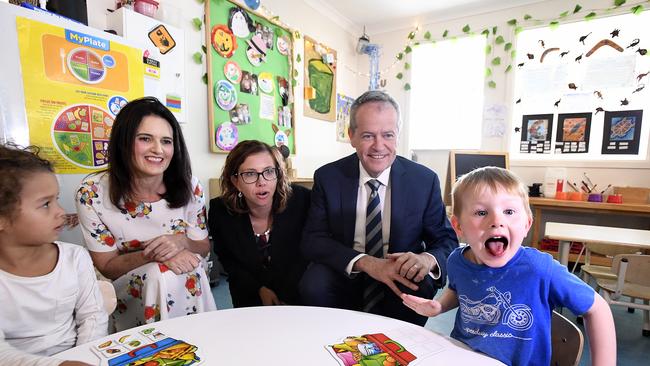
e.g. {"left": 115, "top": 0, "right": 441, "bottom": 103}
{"left": 88, "top": 0, "right": 360, "bottom": 200}
{"left": 369, "top": 0, "right": 650, "bottom": 195}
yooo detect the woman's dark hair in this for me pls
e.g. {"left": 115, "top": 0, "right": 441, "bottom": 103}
{"left": 220, "top": 140, "right": 292, "bottom": 214}
{"left": 107, "top": 97, "right": 192, "bottom": 209}
{"left": 0, "top": 143, "right": 54, "bottom": 220}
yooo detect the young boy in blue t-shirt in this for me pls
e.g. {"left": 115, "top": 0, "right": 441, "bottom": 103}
{"left": 402, "top": 167, "right": 616, "bottom": 366}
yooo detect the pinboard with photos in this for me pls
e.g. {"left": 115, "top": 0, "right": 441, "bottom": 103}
{"left": 206, "top": 0, "right": 295, "bottom": 153}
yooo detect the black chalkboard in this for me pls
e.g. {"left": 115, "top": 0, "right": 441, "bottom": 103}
{"left": 444, "top": 151, "right": 509, "bottom": 204}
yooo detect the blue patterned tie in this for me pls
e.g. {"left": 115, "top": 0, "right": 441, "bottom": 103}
{"left": 363, "top": 179, "right": 384, "bottom": 312}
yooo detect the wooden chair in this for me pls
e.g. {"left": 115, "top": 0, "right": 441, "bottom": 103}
{"left": 596, "top": 254, "right": 650, "bottom": 336}
{"left": 551, "top": 310, "right": 584, "bottom": 366}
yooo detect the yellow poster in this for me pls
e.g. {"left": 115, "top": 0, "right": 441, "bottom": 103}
{"left": 17, "top": 17, "right": 144, "bottom": 174}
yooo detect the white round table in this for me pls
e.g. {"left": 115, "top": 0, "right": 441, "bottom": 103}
{"left": 57, "top": 306, "right": 504, "bottom": 365}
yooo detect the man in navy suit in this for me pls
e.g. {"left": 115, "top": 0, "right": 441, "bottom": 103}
{"left": 300, "top": 90, "right": 458, "bottom": 325}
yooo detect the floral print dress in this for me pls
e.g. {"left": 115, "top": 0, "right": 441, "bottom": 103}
{"left": 75, "top": 173, "right": 216, "bottom": 331}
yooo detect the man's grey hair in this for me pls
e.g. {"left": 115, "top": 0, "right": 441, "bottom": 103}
{"left": 349, "top": 90, "right": 402, "bottom": 133}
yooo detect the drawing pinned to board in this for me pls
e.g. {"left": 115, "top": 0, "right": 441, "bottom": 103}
{"left": 214, "top": 80, "right": 237, "bottom": 110}
{"left": 228, "top": 6, "right": 254, "bottom": 38}
{"left": 304, "top": 35, "right": 337, "bottom": 122}
{"left": 336, "top": 93, "right": 354, "bottom": 142}
{"left": 216, "top": 121, "right": 239, "bottom": 151}
{"left": 601, "top": 110, "right": 643, "bottom": 155}
{"left": 246, "top": 34, "right": 267, "bottom": 66}
{"left": 555, "top": 113, "right": 592, "bottom": 154}
{"left": 520, "top": 114, "right": 553, "bottom": 154}
{"left": 211, "top": 25, "right": 237, "bottom": 58}
{"left": 223, "top": 60, "right": 242, "bottom": 83}
{"left": 258, "top": 72, "right": 274, "bottom": 94}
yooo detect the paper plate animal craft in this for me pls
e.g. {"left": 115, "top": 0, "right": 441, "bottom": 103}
{"left": 228, "top": 6, "right": 254, "bottom": 38}
{"left": 216, "top": 121, "right": 239, "bottom": 151}
{"left": 211, "top": 25, "right": 237, "bottom": 58}
{"left": 215, "top": 80, "right": 237, "bottom": 111}
{"left": 277, "top": 35, "right": 290, "bottom": 56}
{"left": 258, "top": 72, "right": 274, "bottom": 94}
{"left": 246, "top": 34, "right": 268, "bottom": 66}
{"left": 223, "top": 60, "right": 242, "bottom": 83}
{"left": 271, "top": 124, "right": 291, "bottom": 151}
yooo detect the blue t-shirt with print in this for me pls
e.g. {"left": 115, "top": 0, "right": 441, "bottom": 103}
{"left": 448, "top": 246, "right": 594, "bottom": 366}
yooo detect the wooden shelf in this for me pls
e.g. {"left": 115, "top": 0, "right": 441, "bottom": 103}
{"left": 541, "top": 249, "right": 612, "bottom": 266}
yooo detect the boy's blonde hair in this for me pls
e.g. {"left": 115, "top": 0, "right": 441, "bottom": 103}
{"left": 452, "top": 166, "right": 532, "bottom": 218}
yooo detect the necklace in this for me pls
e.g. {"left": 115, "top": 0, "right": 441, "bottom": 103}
{"left": 254, "top": 228, "right": 271, "bottom": 238}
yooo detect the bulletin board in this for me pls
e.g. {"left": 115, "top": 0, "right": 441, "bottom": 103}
{"left": 443, "top": 150, "right": 509, "bottom": 204}
{"left": 206, "top": 0, "right": 295, "bottom": 153}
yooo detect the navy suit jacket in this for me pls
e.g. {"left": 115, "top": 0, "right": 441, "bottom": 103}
{"left": 301, "top": 153, "right": 458, "bottom": 287}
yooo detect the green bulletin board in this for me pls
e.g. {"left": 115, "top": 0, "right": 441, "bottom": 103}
{"left": 206, "top": 0, "right": 295, "bottom": 153}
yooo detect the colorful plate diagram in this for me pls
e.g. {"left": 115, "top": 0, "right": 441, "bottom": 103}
{"left": 52, "top": 104, "right": 114, "bottom": 169}
{"left": 67, "top": 47, "right": 106, "bottom": 84}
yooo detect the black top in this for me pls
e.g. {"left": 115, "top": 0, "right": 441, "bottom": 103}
{"left": 208, "top": 184, "right": 311, "bottom": 307}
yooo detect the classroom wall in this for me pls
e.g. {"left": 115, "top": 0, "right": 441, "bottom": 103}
{"left": 369, "top": 0, "right": 650, "bottom": 196}
{"left": 88, "top": 0, "right": 360, "bottom": 199}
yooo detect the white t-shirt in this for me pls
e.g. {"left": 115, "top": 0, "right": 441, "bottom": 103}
{"left": 0, "top": 328, "right": 62, "bottom": 366}
{"left": 0, "top": 242, "right": 108, "bottom": 357}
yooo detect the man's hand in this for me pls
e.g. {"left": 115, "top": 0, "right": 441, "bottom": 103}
{"left": 259, "top": 286, "right": 284, "bottom": 305}
{"left": 162, "top": 249, "right": 201, "bottom": 275}
{"left": 401, "top": 293, "right": 443, "bottom": 317}
{"left": 354, "top": 256, "right": 418, "bottom": 297}
{"left": 387, "top": 252, "right": 435, "bottom": 282}
{"left": 143, "top": 234, "right": 187, "bottom": 262}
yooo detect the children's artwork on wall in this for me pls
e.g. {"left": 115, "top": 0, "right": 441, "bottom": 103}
{"left": 520, "top": 114, "right": 553, "bottom": 154}
{"left": 336, "top": 93, "right": 354, "bottom": 142}
{"left": 304, "top": 35, "right": 337, "bottom": 122}
{"left": 601, "top": 110, "right": 642, "bottom": 155}
{"left": 555, "top": 113, "right": 592, "bottom": 154}
{"left": 207, "top": 0, "right": 295, "bottom": 153}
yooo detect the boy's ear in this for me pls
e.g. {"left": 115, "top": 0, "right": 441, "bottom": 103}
{"left": 450, "top": 215, "right": 463, "bottom": 238}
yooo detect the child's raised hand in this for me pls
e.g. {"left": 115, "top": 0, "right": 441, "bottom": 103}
{"left": 401, "top": 293, "right": 443, "bottom": 317}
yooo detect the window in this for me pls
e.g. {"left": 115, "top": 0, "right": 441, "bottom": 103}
{"left": 408, "top": 36, "right": 487, "bottom": 150}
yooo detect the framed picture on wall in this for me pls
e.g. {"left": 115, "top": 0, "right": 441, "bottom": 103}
{"left": 555, "top": 113, "right": 592, "bottom": 154}
{"left": 520, "top": 114, "right": 553, "bottom": 154}
{"left": 206, "top": 0, "right": 296, "bottom": 153}
{"left": 601, "top": 110, "right": 643, "bottom": 155}
{"left": 304, "top": 35, "right": 337, "bottom": 122}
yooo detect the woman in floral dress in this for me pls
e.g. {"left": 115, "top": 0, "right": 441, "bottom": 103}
{"left": 75, "top": 97, "right": 216, "bottom": 331}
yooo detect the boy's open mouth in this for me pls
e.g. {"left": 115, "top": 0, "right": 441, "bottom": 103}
{"left": 485, "top": 236, "right": 509, "bottom": 257}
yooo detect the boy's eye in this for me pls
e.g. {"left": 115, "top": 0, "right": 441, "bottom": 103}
{"left": 43, "top": 201, "right": 50, "bottom": 208}
{"left": 474, "top": 210, "right": 487, "bottom": 217}
{"left": 504, "top": 209, "right": 515, "bottom": 215}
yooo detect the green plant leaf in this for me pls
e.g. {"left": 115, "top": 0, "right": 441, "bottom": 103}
{"left": 614, "top": 0, "right": 626, "bottom": 7}
{"left": 573, "top": 4, "right": 582, "bottom": 13}
{"left": 196, "top": 0, "right": 204, "bottom": 3}
{"left": 631, "top": 5, "right": 644, "bottom": 14}
{"left": 192, "top": 52, "right": 202, "bottom": 64}
{"left": 294, "top": 31, "right": 301, "bottom": 39}
{"left": 396, "top": 72, "right": 403, "bottom": 80}
{"left": 462, "top": 24, "right": 471, "bottom": 33}
{"left": 585, "top": 12, "right": 597, "bottom": 20}
{"left": 405, "top": 45, "right": 412, "bottom": 53}
{"left": 504, "top": 42, "right": 512, "bottom": 51}
{"left": 408, "top": 31, "right": 416, "bottom": 39}
{"left": 397, "top": 52, "right": 404, "bottom": 60}
{"left": 514, "top": 26, "right": 523, "bottom": 35}
{"left": 495, "top": 35, "right": 505, "bottom": 44}
{"left": 404, "top": 83, "right": 411, "bottom": 91}
{"left": 505, "top": 64, "right": 512, "bottom": 73}
{"left": 414, "top": 41, "right": 420, "bottom": 46}
{"left": 271, "top": 16, "right": 279, "bottom": 22}
{"left": 404, "top": 62, "right": 411, "bottom": 70}
{"left": 293, "top": 69, "right": 298, "bottom": 77}
{"left": 202, "top": 73, "right": 207, "bottom": 84}
{"left": 488, "top": 80, "right": 496, "bottom": 88}
{"left": 192, "top": 18, "right": 202, "bottom": 31}
{"left": 491, "top": 57, "right": 501, "bottom": 66}
{"left": 443, "top": 30, "right": 449, "bottom": 38}
{"left": 485, "top": 68, "right": 492, "bottom": 77}
{"left": 201, "top": 45, "right": 207, "bottom": 54}
{"left": 507, "top": 19, "right": 517, "bottom": 26}
{"left": 524, "top": 14, "right": 532, "bottom": 20}
{"left": 481, "top": 29, "right": 490, "bottom": 37}
{"left": 292, "top": 78, "right": 297, "bottom": 86}
{"left": 296, "top": 54, "right": 301, "bottom": 63}
{"left": 492, "top": 26, "right": 498, "bottom": 35}
{"left": 549, "top": 21, "right": 560, "bottom": 29}
{"left": 424, "top": 31, "right": 431, "bottom": 40}
{"left": 274, "top": 28, "right": 283, "bottom": 37}
{"left": 485, "top": 44, "right": 492, "bottom": 54}
{"left": 511, "top": 50, "right": 517, "bottom": 59}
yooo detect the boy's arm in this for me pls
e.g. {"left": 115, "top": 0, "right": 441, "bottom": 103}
{"left": 582, "top": 294, "right": 616, "bottom": 366}
{"left": 402, "top": 288, "right": 459, "bottom": 317}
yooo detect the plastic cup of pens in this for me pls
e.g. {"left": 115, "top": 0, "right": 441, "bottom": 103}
{"left": 606, "top": 194, "right": 623, "bottom": 204}
{"left": 588, "top": 193, "right": 603, "bottom": 202}
{"left": 568, "top": 192, "right": 585, "bottom": 201}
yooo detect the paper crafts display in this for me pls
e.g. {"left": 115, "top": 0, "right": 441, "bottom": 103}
{"left": 91, "top": 327, "right": 202, "bottom": 366}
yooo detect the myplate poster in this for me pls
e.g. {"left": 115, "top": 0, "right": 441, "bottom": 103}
{"left": 17, "top": 17, "right": 144, "bottom": 173}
